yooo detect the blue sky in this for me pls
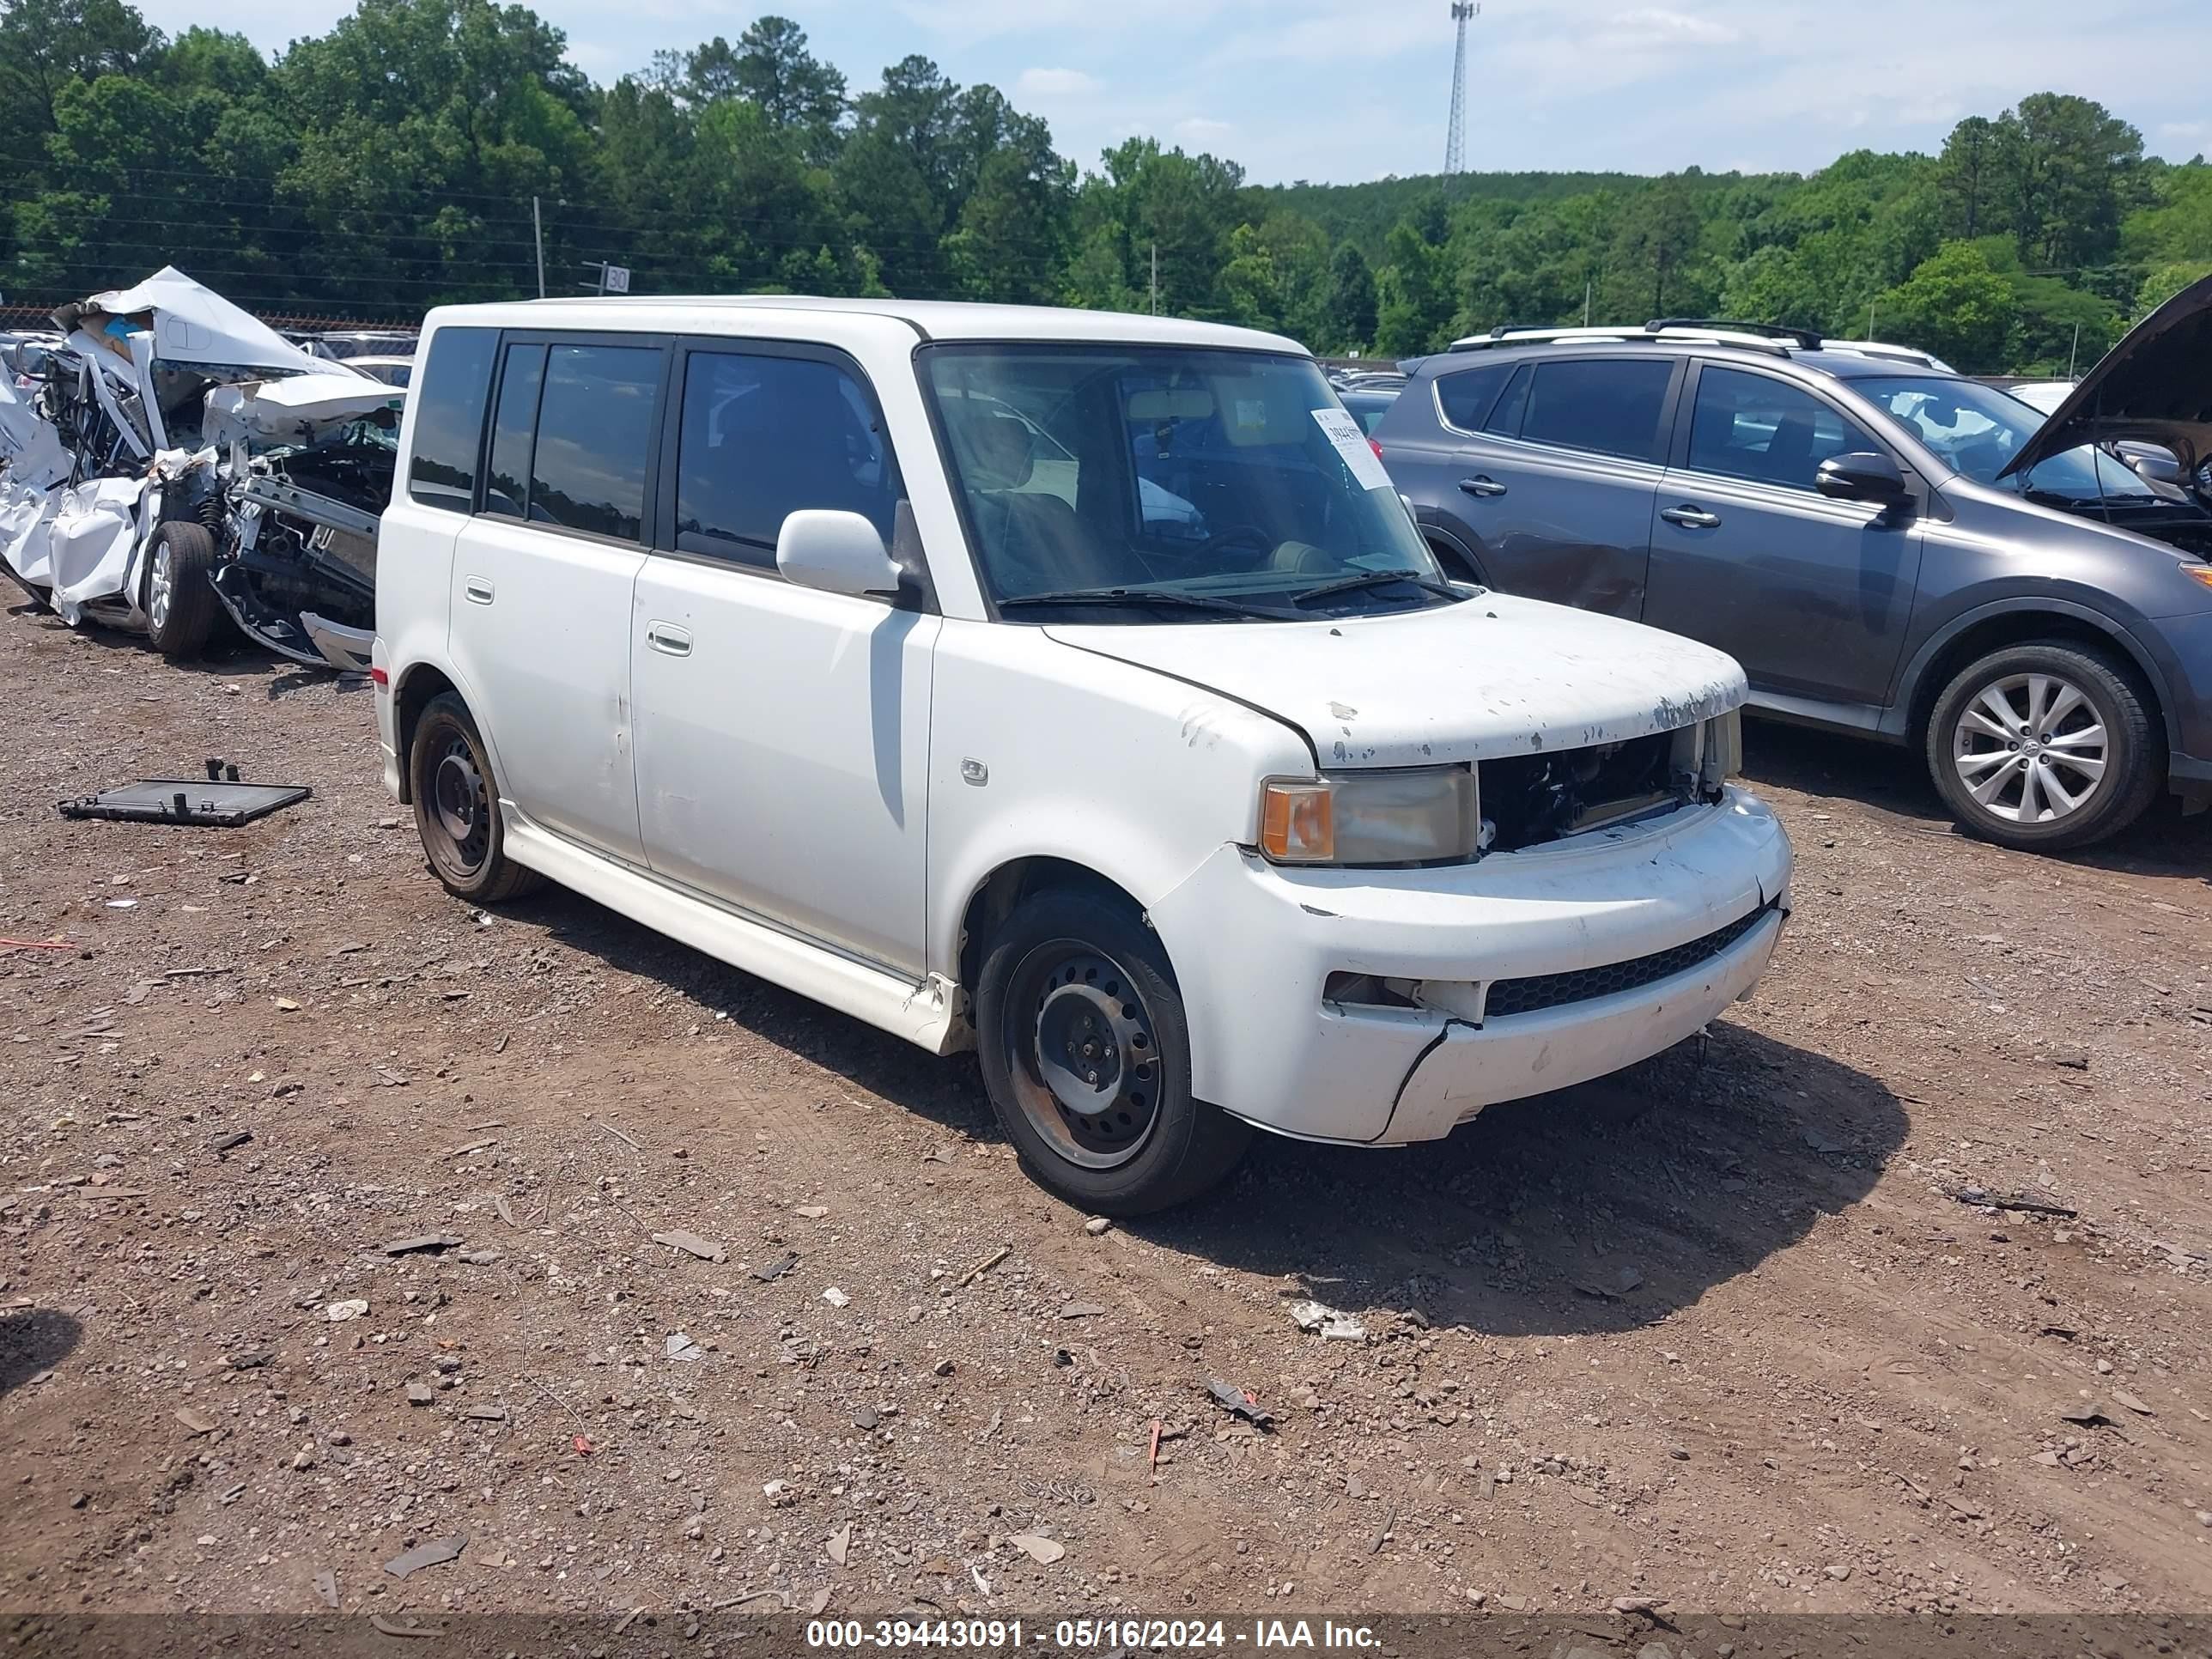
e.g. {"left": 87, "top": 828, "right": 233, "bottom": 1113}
{"left": 138, "top": 0, "right": 2210, "bottom": 185}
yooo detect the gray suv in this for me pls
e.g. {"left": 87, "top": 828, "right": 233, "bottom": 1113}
{"left": 1376, "top": 286, "right": 2212, "bottom": 852}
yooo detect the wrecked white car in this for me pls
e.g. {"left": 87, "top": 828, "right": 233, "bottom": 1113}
{"left": 0, "top": 267, "right": 402, "bottom": 670}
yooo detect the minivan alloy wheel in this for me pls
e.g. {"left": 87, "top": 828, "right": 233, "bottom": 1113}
{"left": 1949, "top": 671, "right": 2107, "bottom": 823}
{"left": 1004, "top": 945, "right": 1163, "bottom": 1170}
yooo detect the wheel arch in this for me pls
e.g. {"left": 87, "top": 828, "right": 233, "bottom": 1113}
{"left": 1893, "top": 599, "right": 2172, "bottom": 752}
{"left": 953, "top": 856, "right": 1157, "bottom": 1019}
{"left": 1416, "top": 514, "right": 1490, "bottom": 586}
{"left": 390, "top": 662, "right": 463, "bottom": 805}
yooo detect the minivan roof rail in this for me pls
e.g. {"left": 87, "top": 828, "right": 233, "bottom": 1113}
{"left": 1442, "top": 319, "right": 1824, "bottom": 358}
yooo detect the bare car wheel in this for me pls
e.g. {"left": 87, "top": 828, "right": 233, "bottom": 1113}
{"left": 143, "top": 520, "right": 220, "bottom": 659}
{"left": 406, "top": 693, "right": 544, "bottom": 902}
{"left": 975, "top": 889, "right": 1250, "bottom": 1215}
{"left": 1925, "top": 641, "right": 2160, "bottom": 853}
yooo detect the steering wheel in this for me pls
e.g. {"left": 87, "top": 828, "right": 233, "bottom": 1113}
{"left": 1191, "top": 523, "right": 1277, "bottom": 568}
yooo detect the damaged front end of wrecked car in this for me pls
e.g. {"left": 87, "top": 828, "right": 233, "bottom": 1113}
{"left": 0, "top": 266, "right": 403, "bottom": 671}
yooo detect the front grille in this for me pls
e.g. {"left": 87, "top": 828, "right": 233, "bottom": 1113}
{"left": 1483, "top": 899, "right": 1778, "bottom": 1020}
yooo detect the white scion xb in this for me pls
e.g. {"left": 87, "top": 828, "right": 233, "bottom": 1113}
{"left": 373, "top": 297, "right": 1792, "bottom": 1212}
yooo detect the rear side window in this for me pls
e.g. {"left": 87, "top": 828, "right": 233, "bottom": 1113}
{"left": 1522, "top": 359, "right": 1674, "bottom": 461}
{"left": 1484, "top": 362, "right": 1533, "bottom": 436}
{"left": 674, "top": 350, "right": 901, "bottom": 569}
{"left": 1434, "top": 362, "right": 1514, "bottom": 432}
{"left": 405, "top": 326, "right": 496, "bottom": 510}
{"left": 528, "top": 343, "right": 663, "bottom": 542}
{"left": 483, "top": 343, "right": 546, "bottom": 520}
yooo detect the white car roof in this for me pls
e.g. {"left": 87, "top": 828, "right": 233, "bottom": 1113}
{"left": 421, "top": 295, "right": 1307, "bottom": 356}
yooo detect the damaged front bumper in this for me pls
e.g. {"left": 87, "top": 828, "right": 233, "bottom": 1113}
{"left": 1146, "top": 787, "right": 1793, "bottom": 1146}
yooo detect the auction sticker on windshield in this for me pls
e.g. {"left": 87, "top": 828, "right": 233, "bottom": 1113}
{"left": 1311, "top": 406, "right": 1393, "bottom": 491}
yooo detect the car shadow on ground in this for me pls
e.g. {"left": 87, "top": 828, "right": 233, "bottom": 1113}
{"left": 1741, "top": 718, "right": 2212, "bottom": 881}
{"left": 0, "top": 1308, "right": 82, "bottom": 1394}
{"left": 1142, "top": 1022, "right": 1905, "bottom": 1338}
{"left": 499, "top": 880, "right": 1900, "bottom": 1340}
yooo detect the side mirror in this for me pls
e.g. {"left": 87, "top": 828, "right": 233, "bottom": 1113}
{"left": 2118, "top": 441, "right": 2185, "bottom": 488}
{"left": 776, "top": 508, "right": 902, "bottom": 599}
{"left": 1815, "top": 451, "right": 1910, "bottom": 506}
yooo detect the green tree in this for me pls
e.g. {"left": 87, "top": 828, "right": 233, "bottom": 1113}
{"left": 1991, "top": 93, "right": 2143, "bottom": 269}
{"left": 1373, "top": 217, "right": 1449, "bottom": 356}
{"left": 1604, "top": 178, "right": 1706, "bottom": 318}
{"left": 1322, "top": 242, "right": 1377, "bottom": 351}
{"left": 1875, "top": 240, "right": 2019, "bottom": 373}
{"left": 1937, "top": 115, "right": 1999, "bottom": 240}
{"left": 732, "top": 15, "right": 844, "bottom": 155}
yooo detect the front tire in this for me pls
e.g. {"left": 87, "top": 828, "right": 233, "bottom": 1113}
{"left": 1924, "top": 641, "right": 2160, "bottom": 852}
{"left": 975, "top": 889, "right": 1250, "bottom": 1215}
{"left": 406, "top": 693, "right": 544, "bottom": 902}
{"left": 143, "top": 521, "right": 220, "bottom": 659}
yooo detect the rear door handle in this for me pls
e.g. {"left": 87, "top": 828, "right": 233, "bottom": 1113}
{"left": 1660, "top": 504, "right": 1722, "bottom": 529}
{"left": 462, "top": 576, "right": 495, "bottom": 605}
{"left": 646, "top": 623, "right": 693, "bottom": 658}
{"left": 1458, "top": 476, "right": 1508, "bottom": 498}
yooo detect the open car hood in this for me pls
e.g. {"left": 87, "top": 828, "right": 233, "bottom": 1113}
{"left": 1046, "top": 593, "right": 1747, "bottom": 769}
{"left": 1999, "top": 272, "right": 2212, "bottom": 480}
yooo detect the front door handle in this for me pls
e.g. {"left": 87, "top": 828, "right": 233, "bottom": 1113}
{"left": 462, "top": 576, "right": 495, "bottom": 605}
{"left": 1660, "top": 504, "right": 1722, "bottom": 529}
{"left": 1458, "top": 476, "right": 1508, "bottom": 498}
{"left": 646, "top": 623, "right": 693, "bottom": 658}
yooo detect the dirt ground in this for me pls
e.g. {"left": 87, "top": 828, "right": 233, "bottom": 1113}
{"left": 2, "top": 599, "right": 2209, "bottom": 1632}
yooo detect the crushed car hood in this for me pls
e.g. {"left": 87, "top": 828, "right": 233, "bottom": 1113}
{"left": 2001, "top": 271, "right": 2212, "bottom": 479}
{"left": 55, "top": 266, "right": 344, "bottom": 380}
{"left": 1046, "top": 594, "right": 1747, "bottom": 767}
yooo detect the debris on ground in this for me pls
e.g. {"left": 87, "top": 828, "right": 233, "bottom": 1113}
{"left": 1009, "top": 1534, "right": 1065, "bottom": 1565}
{"left": 1205, "top": 1378, "right": 1275, "bottom": 1430}
{"left": 1285, "top": 1297, "right": 1367, "bottom": 1341}
{"left": 652, "top": 1230, "right": 727, "bottom": 1262}
{"left": 380, "top": 1233, "right": 461, "bottom": 1256}
{"left": 665, "top": 1334, "right": 704, "bottom": 1362}
{"left": 380, "top": 1535, "right": 466, "bottom": 1579}
{"left": 750, "top": 1251, "right": 799, "bottom": 1282}
{"left": 956, "top": 1246, "right": 1010, "bottom": 1287}
{"left": 325, "top": 1299, "right": 368, "bottom": 1322}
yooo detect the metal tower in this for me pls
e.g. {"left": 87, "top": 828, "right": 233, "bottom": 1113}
{"left": 1445, "top": 2, "right": 1476, "bottom": 174}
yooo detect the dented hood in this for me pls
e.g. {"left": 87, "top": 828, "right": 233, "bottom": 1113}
{"left": 204, "top": 372, "right": 404, "bottom": 449}
{"left": 2000, "top": 272, "right": 2212, "bottom": 479}
{"left": 63, "top": 267, "right": 342, "bottom": 379}
{"left": 1047, "top": 594, "right": 1747, "bottom": 767}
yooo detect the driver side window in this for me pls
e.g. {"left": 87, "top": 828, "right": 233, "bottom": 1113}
{"left": 1687, "top": 366, "right": 1878, "bottom": 492}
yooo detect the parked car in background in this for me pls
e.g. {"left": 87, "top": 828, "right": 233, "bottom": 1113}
{"left": 346, "top": 354, "right": 416, "bottom": 388}
{"left": 375, "top": 296, "right": 1790, "bottom": 1212}
{"left": 1336, "top": 386, "right": 1401, "bottom": 434}
{"left": 1376, "top": 296, "right": 2212, "bottom": 852}
{"left": 2002, "top": 379, "right": 2075, "bottom": 416}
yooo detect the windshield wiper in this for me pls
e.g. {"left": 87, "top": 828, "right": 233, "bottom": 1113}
{"left": 1289, "top": 569, "right": 1465, "bottom": 609}
{"left": 997, "top": 586, "right": 1292, "bottom": 620}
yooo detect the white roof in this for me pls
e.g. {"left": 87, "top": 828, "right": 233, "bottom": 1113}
{"left": 82, "top": 266, "right": 349, "bottom": 378}
{"left": 423, "top": 295, "right": 1307, "bottom": 355}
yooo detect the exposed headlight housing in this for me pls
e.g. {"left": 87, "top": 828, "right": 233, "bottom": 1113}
{"left": 1259, "top": 767, "right": 1481, "bottom": 866}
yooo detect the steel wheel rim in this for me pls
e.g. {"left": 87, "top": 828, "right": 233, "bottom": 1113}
{"left": 149, "top": 543, "right": 172, "bottom": 630}
{"left": 1951, "top": 671, "right": 2108, "bottom": 825}
{"left": 430, "top": 736, "right": 490, "bottom": 871}
{"left": 1004, "top": 945, "right": 1162, "bottom": 1171}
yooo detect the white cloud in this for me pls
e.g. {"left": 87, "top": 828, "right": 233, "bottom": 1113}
{"left": 1177, "top": 116, "right": 1236, "bottom": 140}
{"left": 1016, "top": 66, "right": 1102, "bottom": 97}
{"left": 1590, "top": 6, "right": 1740, "bottom": 50}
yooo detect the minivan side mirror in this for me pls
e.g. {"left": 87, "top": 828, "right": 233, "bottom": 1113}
{"left": 776, "top": 509, "right": 902, "bottom": 600}
{"left": 1815, "top": 451, "right": 1910, "bottom": 506}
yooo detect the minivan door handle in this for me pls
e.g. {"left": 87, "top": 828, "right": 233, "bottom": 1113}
{"left": 646, "top": 623, "right": 693, "bottom": 658}
{"left": 462, "top": 576, "right": 495, "bottom": 605}
{"left": 1660, "top": 504, "right": 1722, "bottom": 529}
{"left": 1458, "top": 476, "right": 1508, "bottom": 498}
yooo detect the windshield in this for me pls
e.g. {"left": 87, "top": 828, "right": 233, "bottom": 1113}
{"left": 1855, "top": 375, "right": 2158, "bottom": 504}
{"left": 921, "top": 344, "right": 1449, "bottom": 621}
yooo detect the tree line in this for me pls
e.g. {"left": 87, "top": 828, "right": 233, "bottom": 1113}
{"left": 3, "top": 0, "right": 2208, "bottom": 375}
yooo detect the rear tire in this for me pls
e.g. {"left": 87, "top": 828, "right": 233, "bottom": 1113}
{"left": 143, "top": 521, "right": 220, "bottom": 659}
{"left": 407, "top": 693, "right": 545, "bottom": 902}
{"left": 975, "top": 889, "right": 1250, "bottom": 1215}
{"left": 1923, "top": 641, "right": 2160, "bottom": 852}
